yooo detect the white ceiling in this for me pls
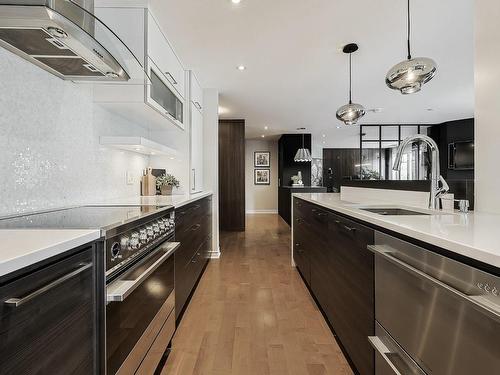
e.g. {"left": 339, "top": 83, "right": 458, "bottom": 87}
{"left": 151, "top": 0, "right": 474, "bottom": 140}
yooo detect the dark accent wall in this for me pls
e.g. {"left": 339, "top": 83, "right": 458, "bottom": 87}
{"left": 219, "top": 119, "right": 245, "bottom": 231}
{"left": 278, "top": 134, "right": 312, "bottom": 187}
{"left": 322, "top": 148, "right": 360, "bottom": 192}
{"left": 428, "top": 118, "right": 474, "bottom": 209}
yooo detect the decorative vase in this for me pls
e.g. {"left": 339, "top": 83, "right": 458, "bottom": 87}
{"left": 160, "top": 185, "right": 173, "bottom": 196}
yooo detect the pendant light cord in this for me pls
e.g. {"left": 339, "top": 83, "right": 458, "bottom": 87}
{"left": 407, "top": 0, "right": 412, "bottom": 60}
{"left": 348, "top": 52, "right": 352, "bottom": 104}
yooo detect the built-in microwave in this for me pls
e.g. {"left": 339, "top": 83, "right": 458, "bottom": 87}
{"left": 146, "top": 59, "right": 184, "bottom": 129}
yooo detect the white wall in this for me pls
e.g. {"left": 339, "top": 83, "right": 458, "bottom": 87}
{"left": 475, "top": 1, "right": 500, "bottom": 213}
{"left": 245, "top": 139, "right": 278, "bottom": 213}
{"left": 0, "top": 49, "right": 150, "bottom": 216}
{"left": 311, "top": 127, "right": 360, "bottom": 158}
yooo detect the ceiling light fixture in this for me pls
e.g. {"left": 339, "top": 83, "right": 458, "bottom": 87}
{"left": 231, "top": 0, "right": 241, "bottom": 3}
{"left": 261, "top": 134, "right": 265, "bottom": 138}
{"left": 237, "top": 65, "right": 246, "bottom": 71}
{"left": 336, "top": 43, "right": 366, "bottom": 126}
{"left": 294, "top": 129, "right": 312, "bottom": 163}
{"left": 386, "top": 0, "right": 437, "bottom": 94}
{"left": 264, "top": 126, "right": 269, "bottom": 130}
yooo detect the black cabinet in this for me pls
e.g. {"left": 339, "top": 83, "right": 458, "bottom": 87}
{"left": 292, "top": 197, "right": 375, "bottom": 375}
{"left": 0, "top": 242, "right": 104, "bottom": 375}
{"left": 175, "top": 196, "right": 212, "bottom": 321}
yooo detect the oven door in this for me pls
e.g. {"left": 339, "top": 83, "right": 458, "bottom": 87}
{"left": 106, "top": 240, "right": 179, "bottom": 375}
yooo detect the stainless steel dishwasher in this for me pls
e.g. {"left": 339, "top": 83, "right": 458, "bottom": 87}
{"left": 368, "top": 232, "right": 500, "bottom": 375}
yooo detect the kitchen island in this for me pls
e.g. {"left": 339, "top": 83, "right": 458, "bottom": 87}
{"left": 278, "top": 186, "right": 327, "bottom": 225}
{"left": 292, "top": 192, "right": 500, "bottom": 375}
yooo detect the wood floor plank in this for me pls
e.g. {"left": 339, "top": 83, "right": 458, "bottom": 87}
{"left": 162, "top": 214, "right": 353, "bottom": 375}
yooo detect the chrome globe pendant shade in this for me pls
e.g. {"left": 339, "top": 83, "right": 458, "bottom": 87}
{"left": 336, "top": 43, "right": 365, "bottom": 126}
{"left": 294, "top": 133, "right": 312, "bottom": 162}
{"left": 386, "top": 0, "right": 437, "bottom": 94}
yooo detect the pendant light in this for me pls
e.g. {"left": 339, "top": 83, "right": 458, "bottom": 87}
{"left": 294, "top": 130, "right": 312, "bottom": 162}
{"left": 336, "top": 43, "right": 365, "bottom": 126}
{"left": 386, "top": 0, "right": 437, "bottom": 94}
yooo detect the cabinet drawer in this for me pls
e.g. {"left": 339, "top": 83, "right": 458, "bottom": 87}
{"left": 293, "top": 198, "right": 313, "bottom": 221}
{"left": 147, "top": 12, "right": 185, "bottom": 99}
{"left": 329, "top": 213, "right": 373, "bottom": 249}
{"left": 0, "top": 246, "right": 98, "bottom": 375}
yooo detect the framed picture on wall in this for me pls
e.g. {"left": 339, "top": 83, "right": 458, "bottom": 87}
{"left": 254, "top": 169, "right": 271, "bottom": 185}
{"left": 254, "top": 151, "right": 270, "bottom": 167}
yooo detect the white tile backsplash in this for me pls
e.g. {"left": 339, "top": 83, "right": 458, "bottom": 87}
{"left": 0, "top": 49, "right": 151, "bottom": 216}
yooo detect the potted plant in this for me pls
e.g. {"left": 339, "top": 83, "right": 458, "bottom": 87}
{"left": 156, "top": 173, "right": 180, "bottom": 195}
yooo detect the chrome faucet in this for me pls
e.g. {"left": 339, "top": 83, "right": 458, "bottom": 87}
{"left": 392, "top": 134, "right": 449, "bottom": 210}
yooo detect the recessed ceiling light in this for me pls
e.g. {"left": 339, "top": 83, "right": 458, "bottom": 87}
{"left": 150, "top": 152, "right": 156, "bottom": 155}
{"left": 264, "top": 126, "right": 268, "bottom": 130}
{"left": 261, "top": 134, "right": 265, "bottom": 138}
{"left": 169, "top": 157, "right": 175, "bottom": 160}
{"left": 237, "top": 65, "right": 246, "bottom": 71}
{"left": 336, "top": 126, "right": 341, "bottom": 129}
{"left": 322, "top": 134, "right": 326, "bottom": 138}
{"left": 231, "top": 0, "right": 241, "bottom": 3}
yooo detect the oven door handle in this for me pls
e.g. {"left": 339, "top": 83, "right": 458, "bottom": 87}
{"left": 107, "top": 242, "right": 180, "bottom": 302}
{"left": 368, "top": 244, "right": 500, "bottom": 321}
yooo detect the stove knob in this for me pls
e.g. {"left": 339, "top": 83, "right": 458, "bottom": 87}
{"left": 130, "top": 232, "right": 140, "bottom": 249}
{"left": 120, "top": 236, "right": 129, "bottom": 250}
{"left": 139, "top": 229, "right": 148, "bottom": 244}
{"left": 111, "top": 242, "right": 121, "bottom": 259}
{"left": 158, "top": 220, "right": 166, "bottom": 231}
{"left": 169, "top": 218, "right": 175, "bottom": 226}
{"left": 146, "top": 225, "right": 154, "bottom": 240}
{"left": 152, "top": 223, "right": 160, "bottom": 236}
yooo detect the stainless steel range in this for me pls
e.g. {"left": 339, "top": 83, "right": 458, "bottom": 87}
{"left": 0, "top": 205, "right": 180, "bottom": 375}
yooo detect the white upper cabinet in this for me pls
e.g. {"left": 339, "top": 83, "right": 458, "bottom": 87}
{"left": 147, "top": 13, "right": 185, "bottom": 100}
{"left": 93, "top": 2, "right": 186, "bottom": 130}
{"left": 190, "top": 73, "right": 203, "bottom": 113}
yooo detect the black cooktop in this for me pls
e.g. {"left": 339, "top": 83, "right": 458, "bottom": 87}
{"left": 0, "top": 205, "right": 173, "bottom": 234}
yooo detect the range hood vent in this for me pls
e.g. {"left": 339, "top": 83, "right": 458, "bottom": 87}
{"left": 0, "top": 0, "right": 145, "bottom": 82}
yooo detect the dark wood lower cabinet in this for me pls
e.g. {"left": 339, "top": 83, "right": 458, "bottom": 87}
{"left": 293, "top": 197, "right": 375, "bottom": 375}
{"left": 0, "top": 242, "right": 104, "bottom": 375}
{"left": 175, "top": 196, "right": 213, "bottom": 321}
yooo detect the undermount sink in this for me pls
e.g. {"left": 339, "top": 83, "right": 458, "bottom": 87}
{"left": 360, "top": 208, "right": 431, "bottom": 216}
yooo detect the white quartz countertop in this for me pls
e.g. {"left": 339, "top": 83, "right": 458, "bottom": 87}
{"left": 92, "top": 191, "right": 213, "bottom": 208}
{"left": 294, "top": 192, "right": 500, "bottom": 269}
{"left": 0, "top": 229, "right": 101, "bottom": 277}
{"left": 0, "top": 192, "right": 212, "bottom": 277}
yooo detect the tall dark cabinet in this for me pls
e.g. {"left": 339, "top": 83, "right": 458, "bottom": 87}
{"left": 322, "top": 148, "right": 361, "bottom": 192}
{"left": 219, "top": 119, "right": 245, "bottom": 231}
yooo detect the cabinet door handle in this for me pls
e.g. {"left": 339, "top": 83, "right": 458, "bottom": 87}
{"left": 191, "top": 223, "right": 201, "bottom": 231}
{"left": 5, "top": 263, "right": 93, "bottom": 308}
{"left": 165, "top": 71, "right": 178, "bottom": 85}
{"left": 343, "top": 225, "right": 356, "bottom": 232}
{"left": 194, "top": 101, "right": 202, "bottom": 110}
{"left": 192, "top": 169, "right": 196, "bottom": 191}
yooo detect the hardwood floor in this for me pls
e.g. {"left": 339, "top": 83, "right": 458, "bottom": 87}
{"left": 162, "top": 214, "right": 353, "bottom": 375}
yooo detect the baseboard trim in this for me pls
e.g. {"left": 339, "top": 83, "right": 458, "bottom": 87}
{"left": 245, "top": 210, "right": 278, "bottom": 214}
{"left": 208, "top": 245, "right": 221, "bottom": 259}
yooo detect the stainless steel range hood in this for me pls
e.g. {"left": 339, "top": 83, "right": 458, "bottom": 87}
{"left": 0, "top": 0, "right": 139, "bottom": 81}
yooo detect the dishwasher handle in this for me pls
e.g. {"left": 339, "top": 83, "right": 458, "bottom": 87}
{"left": 368, "top": 336, "right": 426, "bottom": 375}
{"left": 368, "top": 244, "right": 500, "bottom": 322}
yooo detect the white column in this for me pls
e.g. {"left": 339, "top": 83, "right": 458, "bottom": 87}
{"left": 203, "top": 89, "right": 221, "bottom": 257}
{"left": 475, "top": 1, "right": 500, "bottom": 212}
